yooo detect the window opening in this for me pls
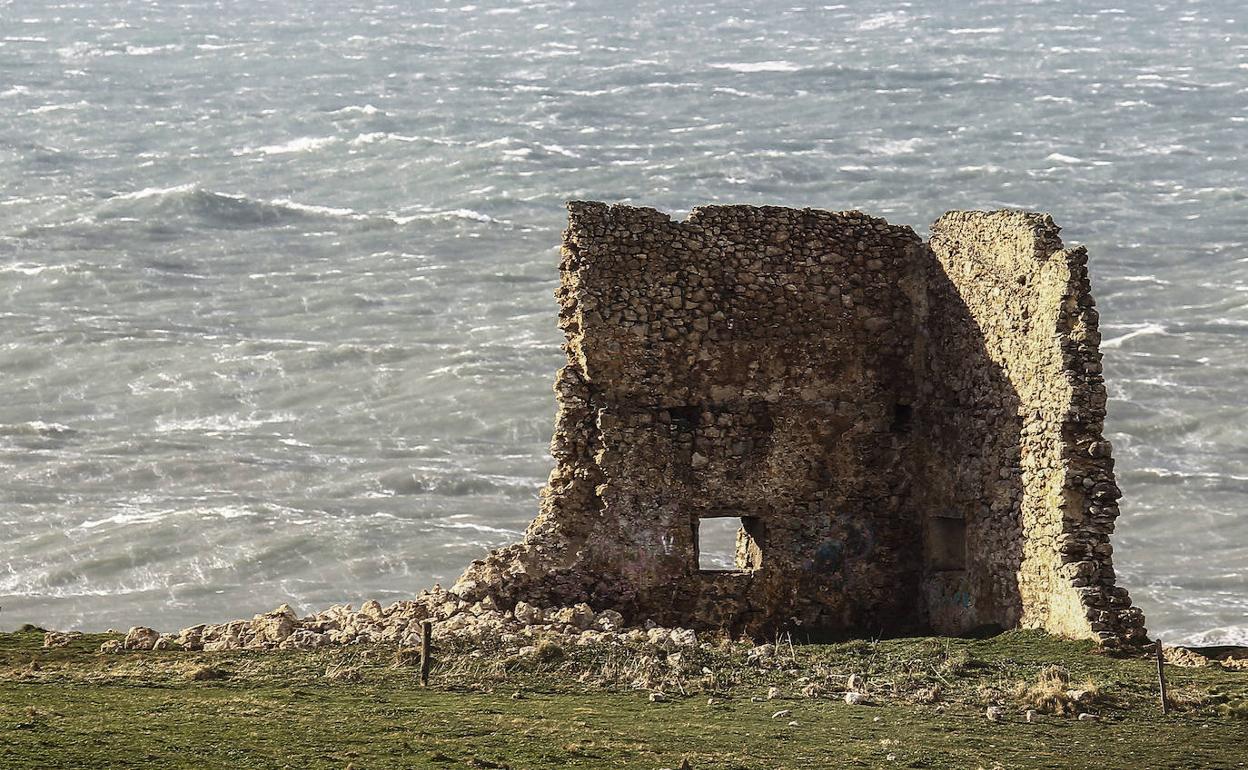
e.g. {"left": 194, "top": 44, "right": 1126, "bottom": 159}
{"left": 927, "top": 515, "right": 967, "bottom": 571}
{"left": 891, "top": 403, "right": 913, "bottom": 433}
{"left": 696, "top": 515, "right": 763, "bottom": 572}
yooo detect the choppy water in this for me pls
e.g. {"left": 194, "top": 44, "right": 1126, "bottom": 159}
{"left": 1, "top": 0, "right": 1244, "bottom": 643}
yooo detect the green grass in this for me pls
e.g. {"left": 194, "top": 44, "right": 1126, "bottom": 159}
{"left": 1, "top": 630, "right": 1245, "bottom": 769}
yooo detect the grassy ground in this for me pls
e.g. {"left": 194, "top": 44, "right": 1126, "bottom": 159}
{"left": 1, "top": 629, "right": 1245, "bottom": 770}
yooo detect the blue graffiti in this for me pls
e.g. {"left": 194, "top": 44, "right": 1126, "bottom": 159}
{"left": 814, "top": 541, "right": 844, "bottom": 572}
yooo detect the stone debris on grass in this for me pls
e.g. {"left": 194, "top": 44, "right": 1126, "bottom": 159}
{"left": 1163, "top": 644, "right": 1248, "bottom": 671}
{"left": 746, "top": 644, "right": 775, "bottom": 666}
{"left": 95, "top": 588, "right": 708, "bottom": 658}
{"left": 42, "top": 631, "right": 82, "bottom": 649}
{"left": 123, "top": 626, "right": 160, "bottom": 651}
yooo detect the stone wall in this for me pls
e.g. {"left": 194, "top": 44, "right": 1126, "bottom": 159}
{"left": 454, "top": 203, "right": 1148, "bottom": 646}
{"left": 922, "top": 211, "right": 1145, "bottom": 643}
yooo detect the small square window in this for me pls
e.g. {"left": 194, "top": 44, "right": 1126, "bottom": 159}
{"left": 696, "top": 515, "right": 763, "bottom": 572}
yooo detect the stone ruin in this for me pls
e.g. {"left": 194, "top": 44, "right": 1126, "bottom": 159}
{"left": 454, "top": 202, "right": 1149, "bottom": 648}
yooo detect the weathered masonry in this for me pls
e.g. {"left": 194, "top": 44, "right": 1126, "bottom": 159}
{"left": 455, "top": 203, "right": 1148, "bottom": 646}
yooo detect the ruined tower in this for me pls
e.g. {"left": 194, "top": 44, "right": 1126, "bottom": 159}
{"left": 454, "top": 203, "right": 1147, "bottom": 646}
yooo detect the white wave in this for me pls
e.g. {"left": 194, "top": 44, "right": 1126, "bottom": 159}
{"left": 567, "top": 87, "right": 627, "bottom": 97}
{"left": 127, "top": 374, "right": 194, "bottom": 396}
{"left": 77, "top": 503, "right": 267, "bottom": 531}
{"left": 669, "top": 123, "right": 727, "bottom": 134}
{"left": 0, "top": 262, "right": 72, "bottom": 276}
{"left": 872, "top": 138, "right": 924, "bottom": 156}
{"left": 79, "top": 509, "right": 170, "bottom": 530}
{"left": 541, "top": 143, "right": 580, "bottom": 158}
{"left": 197, "top": 42, "right": 245, "bottom": 51}
{"left": 1134, "top": 467, "right": 1248, "bottom": 483}
{"left": 858, "top": 11, "right": 908, "bottom": 30}
{"left": 0, "top": 553, "right": 208, "bottom": 598}
{"left": 1034, "top": 95, "right": 1074, "bottom": 103}
{"left": 0, "top": 420, "right": 75, "bottom": 435}
{"left": 126, "top": 44, "right": 181, "bottom": 56}
{"left": 1046, "top": 152, "right": 1086, "bottom": 164}
{"left": 28, "top": 102, "right": 87, "bottom": 114}
{"left": 57, "top": 42, "right": 119, "bottom": 59}
{"left": 4, "top": 36, "right": 49, "bottom": 42}
{"left": 234, "top": 136, "right": 339, "bottom": 156}
{"left": 437, "top": 520, "right": 524, "bottom": 536}
{"left": 349, "top": 131, "right": 418, "bottom": 146}
{"left": 1101, "top": 322, "right": 1168, "bottom": 349}
{"left": 332, "top": 104, "right": 382, "bottom": 116}
{"left": 710, "top": 60, "right": 803, "bottom": 73}
{"left": 1176, "top": 626, "right": 1248, "bottom": 647}
{"left": 476, "top": 136, "right": 520, "bottom": 148}
{"left": 1136, "top": 143, "right": 1191, "bottom": 156}
{"left": 440, "top": 208, "right": 497, "bottom": 223}
{"left": 111, "top": 183, "right": 197, "bottom": 201}
{"left": 108, "top": 186, "right": 367, "bottom": 228}
{"left": 1, "top": 86, "right": 30, "bottom": 97}
{"left": 153, "top": 413, "right": 296, "bottom": 434}
{"left": 1118, "top": 274, "right": 1170, "bottom": 285}
{"left": 948, "top": 27, "right": 1003, "bottom": 35}
{"left": 269, "top": 198, "right": 365, "bottom": 219}
{"left": 206, "top": 505, "right": 262, "bottom": 520}
{"left": 1045, "top": 153, "right": 1112, "bottom": 167}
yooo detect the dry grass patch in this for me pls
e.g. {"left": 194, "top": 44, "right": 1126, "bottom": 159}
{"left": 1010, "top": 665, "right": 1101, "bottom": 715}
{"left": 324, "top": 663, "right": 363, "bottom": 682}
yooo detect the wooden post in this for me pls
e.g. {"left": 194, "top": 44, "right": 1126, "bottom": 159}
{"left": 1155, "top": 638, "right": 1169, "bottom": 715}
{"left": 420, "top": 620, "right": 433, "bottom": 687}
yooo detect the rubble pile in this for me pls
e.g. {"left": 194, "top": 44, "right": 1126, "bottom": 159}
{"left": 101, "top": 587, "right": 704, "bottom": 655}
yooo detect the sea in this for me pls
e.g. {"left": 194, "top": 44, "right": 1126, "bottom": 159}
{"left": 1, "top": 0, "right": 1244, "bottom": 644}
